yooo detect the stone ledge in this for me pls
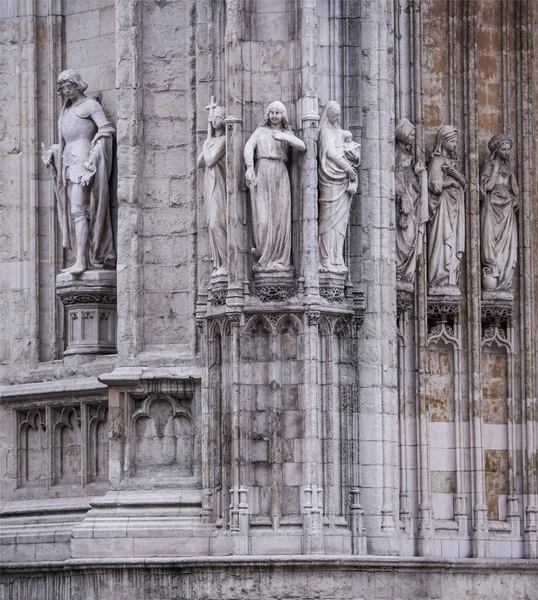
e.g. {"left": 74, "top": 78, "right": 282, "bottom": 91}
{"left": 98, "top": 366, "right": 202, "bottom": 386}
{"left": 0, "top": 377, "right": 107, "bottom": 401}
{"left": 2, "top": 555, "right": 537, "bottom": 570}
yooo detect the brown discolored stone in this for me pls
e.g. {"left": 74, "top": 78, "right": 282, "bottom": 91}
{"left": 482, "top": 350, "right": 508, "bottom": 424}
{"left": 485, "top": 449, "right": 509, "bottom": 520}
{"left": 427, "top": 349, "right": 455, "bottom": 422}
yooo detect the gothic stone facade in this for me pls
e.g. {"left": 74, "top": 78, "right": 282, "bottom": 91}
{"left": 1, "top": 1, "right": 537, "bottom": 598}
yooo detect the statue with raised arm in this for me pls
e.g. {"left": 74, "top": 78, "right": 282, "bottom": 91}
{"left": 480, "top": 133, "right": 519, "bottom": 294}
{"left": 427, "top": 125, "right": 466, "bottom": 295}
{"left": 244, "top": 101, "right": 306, "bottom": 273}
{"left": 197, "top": 98, "right": 227, "bottom": 276}
{"left": 42, "top": 70, "right": 116, "bottom": 275}
{"left": 317, "top": 101, "right": 360, "bottom": 274}
{"left": 395, "top": 119, "right": 428, "bottom": 289}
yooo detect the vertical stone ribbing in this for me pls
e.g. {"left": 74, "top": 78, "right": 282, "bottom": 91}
{"left": 358, "top": 0, "right": 399, "bottom": 556}
{"left": 225, "top": 0, "right": 246, "bottom": 306}
{"left": 298, "top": 0, "right": 322, "bottom": 552}
{"left": 298, "top": 0, "right": 319, "bottom": 298}
{"left": 38, "top": 0, "right": 63, "bottom": 362}
{"left": 516, "top": 0, "right": 538, "bottom": 560}
{"left": 411, "top": 0, "right": 435, "bottom": 558}
{"left": 116, "top": 0, "right": 143, "bottom": 361}
{"left": 462, "top": 0, "right": 488, "bottom": 559}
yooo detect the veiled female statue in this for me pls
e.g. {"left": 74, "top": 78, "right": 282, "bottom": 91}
{"left": 427, "top": 125, "right": 466, "bottom": 295}
{"left": 480, "top": 133, "right": 519, "bottom": 294}
{"left": 42, "top": 70, "right": 116, "bottom": 275}
{"left": 395, "top": 119, "right": 427, "bottom": 289}
{"left": 244, "top": 101, "right": 306, "bottom": 273}
{"left": 197, "top": 99, "right": 227, "bottom": 275}
{"left": 318, "top": 101, "right": 360, "bottom": 274}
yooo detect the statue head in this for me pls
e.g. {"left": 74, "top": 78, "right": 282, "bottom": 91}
{"left": 57, "top": 70, "right": 88, "bottom": 93}
{"left": 209, "top": 105, "right": 226, "bottom": 132}
{"left": 57, "top": 70, "right": 88, "bottom": 101}
{"left": 433, "top": 125, "right": 458, "bottom": 157}
{"left": 396, "top": 119, "right": 416, "bottom": 147}
{"left": 320, "top": 101, "right": 342, "bottom": 129}
{"left": 488, "top": 133, "right": 513, "bottom": 162}
{"left": 261, "top": 101, "right": 292, "bottom": 130}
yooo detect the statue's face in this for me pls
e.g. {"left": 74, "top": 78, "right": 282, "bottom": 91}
{"left": 328, "top": 107, "right": 341, "bottom": 125}
{"left": 268, "top": 108, "right": 283, "bottom": 126}
{"left": 59, "top": 81, "right": 81, "bottom": 101}
{"left": 405, "top": 129, "right": 416, "bottom": 146}
{"left": 497, "top": 141, "right": 511, "bottom": 161}
{"left": 444, "top": 135, "right": 458, "bottom": 154}
{"left": 211, "top": 113, "right": 224, "bottom": 131}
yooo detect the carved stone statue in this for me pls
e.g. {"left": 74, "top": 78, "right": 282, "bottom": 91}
{"left": 480, "top": 133, "right": 519, "bottom": 295}
{"left": 42, "top": 70, "right": 116, "bottom": 275}
{"left": 427, "top": 125, "right": 466, "bottom": 295}
{"left": 197, "top": 98, "right": 227, "bottom": 276}
{"left": 244, "top": 101, "right": 306, "bottom": 273}
{"left": 317, "top": 101, "right": 360, "bottom": 274}
{"left": 395, "top": 119, "right": 428, "bottom": 290}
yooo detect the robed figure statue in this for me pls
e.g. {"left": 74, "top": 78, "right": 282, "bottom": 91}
{"left": 480, "top": 133, "right": 519, "bottom": 295}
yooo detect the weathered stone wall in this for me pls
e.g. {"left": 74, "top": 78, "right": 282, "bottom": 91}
{"left": 1, "top": 558, "right": 537, "bottom": 600}
{"left": 1, "top": 0, "right": 537, "bottom": 588}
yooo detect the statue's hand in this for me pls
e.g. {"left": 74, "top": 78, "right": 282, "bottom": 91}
{"left": 80, "top": 162, "right": 96, "bottom": 186}
{"left": 41, "top": 143, "right": 53, "bottom": 167}
{"left": 245, "top": 166, "right": 257, "bottom": 188}
{"left": 272, "top": 131, "right": 288, "bottom": 142}
{"left": 347, "top": 167, "right": 357, "bottom": 182}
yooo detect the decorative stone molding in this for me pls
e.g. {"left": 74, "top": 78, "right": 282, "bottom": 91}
{"left": 56, "top": 270, "right": 117, "bottom": 355}
{"left": 319, "top": 272, "right": 346, "bottom": 302}
{"left": 481, "top": 303, "right": 513, "bottom": 326}
{"left": 307, "top": 311, "right": 321, "bottom": 326}
{"left": 209, "top": 288, "right": 228, "bottom": 306}
{"left": 254, "top": 278, "right": 295, "bottom": 302}
{"left": 14, "top": 398, "right": 108, "bottom": 494}
{"left": 319, "top": 285, "right": 344, "bottom": 302}
{"left": 397, "top": 290, "right": 414, "bottom": 315}
{"left": 427, "top": 296, "right": 460, "bottom": 323}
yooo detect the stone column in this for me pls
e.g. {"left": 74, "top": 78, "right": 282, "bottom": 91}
{"left": 517, "top": 0, "right": 538, "bottom": 560}
{"left": 461, "top": 0, "right": 488, "bottom": 558}
{"left": 357, "top": 0, "right": 399, "bottom": 555}
{"left": 115, "top": 0, "right": 144, "bottom": 362}
{"left": 298, "top": 0, "right": 323, "bottom": 554}
{"left": 412, "top": 0, "right": 435, "bottom": 558}
{"left": 224, "top": 0, "right": 246, "bottom": 308}
{"left": 298, "top": 0, "right": 320, "bottom": 299}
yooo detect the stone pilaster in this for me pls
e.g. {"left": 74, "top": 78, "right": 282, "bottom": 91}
{"left": 357, "top": 0, "right": 399, "bottom": 555}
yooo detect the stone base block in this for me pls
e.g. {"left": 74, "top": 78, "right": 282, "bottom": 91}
{"left": 253, "top": 270, "right": 295, "bottom": 302}
{"left": 428, "top": 284, "right": 461, "bottom": 297}
{"left": 71, "top": 490, "right": 210, "bottom": 559}
{"left": 56, "top": 270, "right": 117, "bottom": 355}
{"left": 208, "top": 272, "right": 228, "bottom": 306}
{"left": 482, "top": 289, "right": 514, "bottom": 302}
{"left": 0, "top": 497, "right": 92, "bottom": 563}
{"left": 319, "top": 272, "right": 346, "bottom": 302}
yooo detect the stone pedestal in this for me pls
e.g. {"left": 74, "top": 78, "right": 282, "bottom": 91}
{"left": 56, "top": 270, "right": 117, "bottom": 355}
{"left": 253, "top": 270, "right": 295, "bottom": 302}
{"left": 319, "top": 272, "right": 346, "bottom": 302}
{"left": 208, "top": 272, "right": 228, "bottom": 306}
